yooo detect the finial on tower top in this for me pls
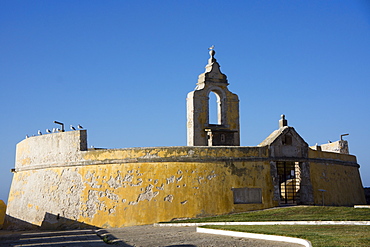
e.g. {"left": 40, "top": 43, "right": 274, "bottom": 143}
{"left": 279, "top": 114, "right": 288, "bottom": 128}
{"left": 208, "top": 45, "right": 216, "bottom": 64}
{"left": 196, "top": 45, "right": 227, "bottom": 85}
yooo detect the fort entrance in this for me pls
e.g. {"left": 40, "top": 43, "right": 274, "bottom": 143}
{"left": 277, "top": 161, "right": 301, "bottom": 205}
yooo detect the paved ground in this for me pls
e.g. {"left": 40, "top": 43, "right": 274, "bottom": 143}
{"left": 0, "top": 229, "right": 107, "bottom": 247}
{"left": 103, "top": 225, "right": 302, "bottom": 247}
{"left": 0, "top": 225, "right": 302, "bottom": 247}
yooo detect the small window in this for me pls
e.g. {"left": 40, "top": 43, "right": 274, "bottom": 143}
{"left": 283, "top": 134, "right": 292, "bottom": 145}
{"left": 232, "top": 188, "right": 262, "bottom": 204}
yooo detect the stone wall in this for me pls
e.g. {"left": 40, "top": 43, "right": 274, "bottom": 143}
{"left": 0, "top": 200, "right": 6, "bottom": 229}
{"left": 5, "top": 130, "right": 366, "bottom": 230}
{"left": 6, "top": 131, "right": 275, "bottom": 229}
{"left": 308, "top": 149, "right": 365, "bottom": 206}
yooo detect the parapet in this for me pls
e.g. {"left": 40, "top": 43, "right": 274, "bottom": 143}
{"left": 311, "top": 140, "right": 349, "bottom": 155}
{"left": 15, "top": 130, "right": 87, "bottom": 170}
{"left": 320, "top": 140, "right": 349, "bottom": 154}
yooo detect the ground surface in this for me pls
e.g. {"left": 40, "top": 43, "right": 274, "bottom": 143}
{"left": 104, "top": 225, "right": 301, "bottom": 247}
{"left": 0, "top": 229, "right": 106, "bottom": 246}
{"left": 0, "top": 225, "right": 301, "bottom": 247}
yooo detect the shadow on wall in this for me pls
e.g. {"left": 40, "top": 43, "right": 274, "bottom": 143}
{"left": 364, "top": 188, "right": 370, "bottom": 205}
{"left": 3, "top": 215, "right": 38, "bottom": 231}
{"left": 0, "top": 200, "right": 6, "bottom": 229}
{"left": 4, "top": 212, "right": 97, "bottom": 231}
{"left": 2, "top": 213, "right": 132, "bottom": 246}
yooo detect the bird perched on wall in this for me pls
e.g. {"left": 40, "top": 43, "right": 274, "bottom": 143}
{"left": 46, "top": 129, "right": 52, "bottom": 133}
{"left": 52, "top": 128, "right": 57, "bottom": 133}
{"left": 25, "top": 135, "right": 29, "bottom": 139}
{"left": 77, "top": 124, "right": 83, "bottom": 129}
{"left": 70, "top": 125, "right": 76, "bottom": 130}
{"left": 38, "top": 130, "right": 42, "bottom": 135}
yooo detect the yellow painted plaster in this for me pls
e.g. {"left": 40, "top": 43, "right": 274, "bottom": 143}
{"left": 0, "top": 200, "right": 6, "bottom": 229}
{"left": 8, "top": 149, "right": 274, "bottom": 229}
{"left": 75, "top": 159, "right": 273, "bottom": 228}
{"left": 79, "top": 160, "right": 271, "bottom": 227}
{"left": 7, "top": 143, "right": 364, "bottom": 230}
{"left": 309, "top": 161, "right": 365, "bottom": 205}
{"left": 308, "top": 149, "right": 365, "bottom": 205}
{"left": 308, "top": 148, "right": 357, "bottom": 162}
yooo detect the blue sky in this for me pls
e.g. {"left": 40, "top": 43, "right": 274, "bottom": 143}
{"left": 1, "top": 0, "right": 369, "bottom": 202}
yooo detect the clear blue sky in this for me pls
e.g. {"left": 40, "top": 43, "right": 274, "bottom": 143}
{"left": 1, "top": 0, "right": 370, "bottom": 202}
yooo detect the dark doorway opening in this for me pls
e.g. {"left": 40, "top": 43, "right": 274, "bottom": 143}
{"left": 277, "top": 161, "right": 300, "bottom": 205}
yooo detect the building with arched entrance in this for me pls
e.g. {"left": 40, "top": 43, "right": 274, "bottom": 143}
{"left": 4, "top": 49, "right": 366, "bottom": 230}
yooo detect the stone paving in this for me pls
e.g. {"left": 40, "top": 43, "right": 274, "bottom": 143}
{"left": 102, "top": 225, "right": 302, "bottom": 247}
{"left": 0, "top": 229, "right": 107, "bottom": 247}
{"left": 0, "top": 225, "right": 302, "bottom": 247}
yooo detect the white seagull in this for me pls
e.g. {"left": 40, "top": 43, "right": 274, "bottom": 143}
{"left": 46, "top": 129, "right": 52, "bottom": 133}
{"left": 38, "top": 130, "right": 42, "bottom": 135}
{"left": 70, "top": 125, "right": 76, "bottom": 130}
{"left": 77, "top": 124, "right": 83, "bottom": 129}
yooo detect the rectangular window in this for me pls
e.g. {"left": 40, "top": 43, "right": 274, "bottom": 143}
{"left": 232, "top": 187, "right": 262, "bottom": 204}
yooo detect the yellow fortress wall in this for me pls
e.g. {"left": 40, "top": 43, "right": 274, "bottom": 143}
{"left": 6, "top": 130, "right": 276, "bottom": 229}
{"left": 5, "top": 128, "right": 366, "bottom": 230}
{"left": 308, "top": 149, "right": 365, "bottom": 206}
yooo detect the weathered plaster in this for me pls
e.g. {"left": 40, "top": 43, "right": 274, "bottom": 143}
{"left": 0, "top": 200, "right": 6, "bottom": 229}
{"left": 6, "top": 168, "right": 84, "bottom": 229}
{"left": 308, "top": 150, "right": 365, "bottom": 205}
{"left": 7, "top": 145, "right": 277, "bottom": 229}
{"left": 15, "top": 130, "right": 87, "bottom": 169}
{"left": 317, "top": 140, "right": 349, "bottom": 154}
{"left": 5, "top": 124, "right": 365, "bottom": 230}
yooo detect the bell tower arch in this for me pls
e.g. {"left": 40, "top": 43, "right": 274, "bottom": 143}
{"left": 187, "top": 48, "right": 240, "bottom": 146}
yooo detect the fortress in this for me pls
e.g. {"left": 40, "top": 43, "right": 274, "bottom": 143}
{"left": 4, "top": 49, "right": 366, "bottom": 230}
